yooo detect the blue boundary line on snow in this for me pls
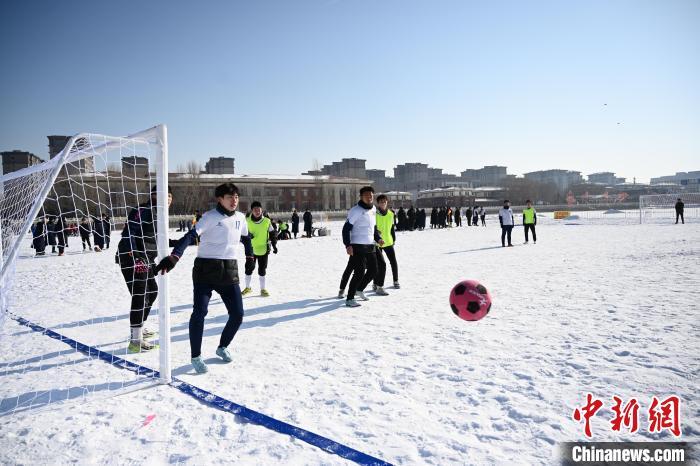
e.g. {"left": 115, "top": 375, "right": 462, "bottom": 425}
{"left": 10, "top": 315, "right": 392, "bottom": 466}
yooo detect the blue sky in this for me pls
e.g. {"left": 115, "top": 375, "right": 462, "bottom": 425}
{"left": 1, "top": 0, "right": 698, "bottom": 182}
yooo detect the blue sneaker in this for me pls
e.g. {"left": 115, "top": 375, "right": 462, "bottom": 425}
{"left": 216, "top": 346, "right": 232, "bottom": 363}
{"left": 191, "top": 356, "right": 208, "bottom": 374}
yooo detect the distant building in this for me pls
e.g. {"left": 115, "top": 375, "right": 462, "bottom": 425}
{"left": 650, "top": 171, "right": 700, "bottom": 190}
{"left": 461, "top": 165, "right": 508, "bottom": 187}
{"left": 304, "top": 158, "right": 367, "bottom": 179}
{"left": 169, "top": 173, "right": 373, "bottom": 213}
{"left": 416, "top": 187, "right": 475, "bottom": 208}
{"left": 472, "top": 186, "right": 509, "bottom": 206}
{"left": 122, "top": 156, "right": 150, "bottom": 179}
{"left": 0, "top": 150, "right": 44, "bottom": 175}
{"left": 524, "top": 169, "right": 583, "bottom": 192}
{"left": 205, "top": 156, "right": 235, "bottom": 175}
{"left": 48, "top": 135, "right": 71, "bottom": 159}
{"left": 379, "top": 191, "right": 412, "bottom": 208}
{"left": 587, "top": 172, "right": 626, "bottom": 185}
{"left": 366, "top": 169, "right": 392, "bottom": 192}
{"left": 393, "top": 163, "right": 463, "bottom": 194}
{"left": 47, "top": 135, "right": 94, "bottom": 173}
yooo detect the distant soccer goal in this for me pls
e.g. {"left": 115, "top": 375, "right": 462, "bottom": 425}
{"left": 639, "top": 193, "right": 700, "bottom": 224}
{"left": 0, "top": 125, "right": 171, "bottom": 418}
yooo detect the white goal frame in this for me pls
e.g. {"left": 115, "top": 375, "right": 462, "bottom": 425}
{"left": 0, "top": 124, "right": 172, "bottom": 383}
{"left": 639, "top": 192, "right": 700, "bottom": 224}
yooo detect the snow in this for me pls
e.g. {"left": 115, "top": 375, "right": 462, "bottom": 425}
{"left": 1, "top": 219, "right": 699, "bottom": 465}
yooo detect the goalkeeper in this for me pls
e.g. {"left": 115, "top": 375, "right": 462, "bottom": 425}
{"left": 116, "top": 185, "right": 173, "bottom": 353}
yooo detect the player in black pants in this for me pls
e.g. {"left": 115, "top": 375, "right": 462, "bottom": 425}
{"left": 155, "top": 183, "right": 253, "bottom": 374}
{"left": 337, "top": 257, "right": 354, "bottom": 298}
{"left": 116, "top": 185, "right": 173, "bottom": 353}
{"left": 675, "top": 198, "right": 684, "bottom": 224}
{"left": 342, "top": 187, "right": 384, "bottom": 307}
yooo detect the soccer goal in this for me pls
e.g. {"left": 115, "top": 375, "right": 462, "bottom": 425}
{"left": 0, "top": 125, "right": 172, "bottom": 418}
{"left": 639, "top": 193, "right": 700, "bottom": 224}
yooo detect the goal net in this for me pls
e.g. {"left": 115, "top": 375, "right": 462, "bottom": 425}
{"left": 639, "top": 193, "right": 700, "bottom": 224}
{"left": 0, "top": 125, "right": 171, "bottom": 421}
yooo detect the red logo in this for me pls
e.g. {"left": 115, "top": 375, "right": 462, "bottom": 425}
{"left": 573, "top": 395, "right": 681, "bottom": 438}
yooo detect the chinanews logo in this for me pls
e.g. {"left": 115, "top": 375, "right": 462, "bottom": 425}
{"left": 562, "top": 393, "right": 690, "bottom": 465}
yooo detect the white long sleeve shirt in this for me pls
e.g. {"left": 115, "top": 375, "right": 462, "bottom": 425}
{"left": 498, "top": 207, "right": 515, "bottom": 226}
{"left": 194, "top": 209, "right": 249, "bottom": 259}
{"left": 346, "top": 204, "right": 377, "bottom": 245}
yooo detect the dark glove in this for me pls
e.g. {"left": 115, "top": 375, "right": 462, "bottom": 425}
{"left": 154, "top": 255, "right": 179, "bottom": 274}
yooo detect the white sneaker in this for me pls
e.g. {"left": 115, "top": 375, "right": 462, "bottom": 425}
{"left": 337, "top": 289, "right": 345, "bottom": 299}
{"left": 357, "top": 291, "right": 369, "bottom": 301}
{"left": 375, "top": 286, "right": 389, "bottom": 296}
{"left": 346, "top": 299, "right": 361, "bottom": 308}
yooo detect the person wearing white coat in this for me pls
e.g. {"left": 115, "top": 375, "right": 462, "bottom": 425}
{"left": 498, "top": 200, "right": 515, "bottom": 247}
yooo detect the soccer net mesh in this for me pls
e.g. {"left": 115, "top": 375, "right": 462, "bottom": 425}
{"left": 639, "top": 193, "right": 700, "bottom": 224}
{"left": 0, "top": 126, "right": 171, "bottom": 421}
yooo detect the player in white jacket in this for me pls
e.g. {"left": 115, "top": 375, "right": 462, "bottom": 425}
{"left": 341, "top": 186, "right": 384, "bottom": 307}
{"left": 498, "top": 200, "right": 515, "bottom": 247}
{"left": 155, "top": 183, "right": 254, "bottom": 374}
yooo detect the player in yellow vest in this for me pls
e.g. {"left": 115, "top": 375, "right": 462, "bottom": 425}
{"left": 372, "top": 194, "right": 399, "bottom": 294}
{"left": 522, "top": 199, "right": 537, "bottom": 244}
{"left": 242, "top": 201, "right": 278, "bottom": 296}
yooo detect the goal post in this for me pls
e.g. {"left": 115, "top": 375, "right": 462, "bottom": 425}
{"left": 0, "top": 125, "right": 172, "bottom": 416}
{"left": 639, "top": 193, "right": 700, "bottom": 224}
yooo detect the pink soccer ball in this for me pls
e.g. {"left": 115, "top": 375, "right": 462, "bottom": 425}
{"left": 449, "top": 280, "right": 492, "bottom": 321}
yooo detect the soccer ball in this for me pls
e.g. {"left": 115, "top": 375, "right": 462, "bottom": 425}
{"left": 449, "top": 280, "right": 492, "bottom": 321}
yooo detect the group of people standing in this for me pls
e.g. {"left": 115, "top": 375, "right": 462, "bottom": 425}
{"left": 32, "top": 214, "right": 112, "bottom": 256}
{"left": 430, "top": 206, "right": 486, "bottom": 229}
{"left": 395, "top": 206, "right": 425, "bottom": 231}
{"left": 78, "top": 215, "right": 113, "bottom": 251}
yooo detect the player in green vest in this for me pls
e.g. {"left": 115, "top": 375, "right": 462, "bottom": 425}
{"left": 522, "top": 199, "right": 537, "bottom": 244}
{"left": 372, "top": 194, "right": 399, "bottom": 294}
{"left": 242, "top": 201, "right": 278, "bottom": 296}
{"left": 278, "top": 220, "right": 290, "bottom": 240}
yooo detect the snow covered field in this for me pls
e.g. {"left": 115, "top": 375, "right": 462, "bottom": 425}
{"left": 1, "top": 218, "right": 698, "bottom": 465}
